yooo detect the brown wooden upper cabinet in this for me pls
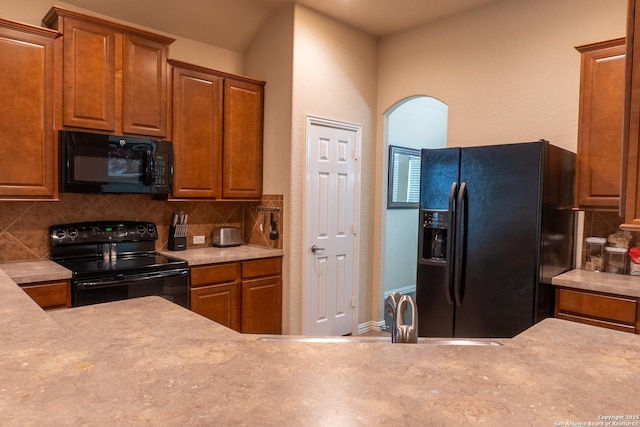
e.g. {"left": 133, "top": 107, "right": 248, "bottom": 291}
{"left": 222, "top": 78, "right": 264, "bottom": 199}
{"left": 169, "top": 60, "right": 265, "bottom": 200}
{"left": 43, "top": 7, "right": 174, "bottom": 137}
{"left": 622, "top": 0, "right": 640, "bottom": 228}
{"left": 0, "top": 18, "right": 58, "bottom": 200}
{"left": 575, "top": 38, "right": 626, "bottom": 210}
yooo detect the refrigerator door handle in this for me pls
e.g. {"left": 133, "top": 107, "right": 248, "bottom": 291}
{"left": 453, "top": 181, "right": 467, "bottom": 307}
{"left": 444, "top": 181, "right": 458, "bottom": 305}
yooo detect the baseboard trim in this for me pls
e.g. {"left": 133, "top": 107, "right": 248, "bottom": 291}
{"left": 356, "top": 320, "right": 386, "bottom": 335}
{"left": 356, "top": 285, "right": 417, "bottom": 334}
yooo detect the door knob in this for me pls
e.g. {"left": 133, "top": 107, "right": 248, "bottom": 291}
{"left": 311, "top": 245, "right": 325, "bottom": 253}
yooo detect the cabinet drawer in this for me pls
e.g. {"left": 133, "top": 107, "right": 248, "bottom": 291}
{"left": 242, "top": 257, "right": 282, "bottom": 279}
{"left": 190, "top": 262, "right": 239, "bottom": 287}
{"left": 21, "top": 280, "right": 70, "bottom": 310}
{"left": 556, "top": 288, "right": 637, "bottom": 325}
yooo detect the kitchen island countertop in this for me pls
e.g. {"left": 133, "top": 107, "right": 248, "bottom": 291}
{"left": 1, "top": 270, "right": 639, "bottom": 426}
{"left": 0, "top": 259, "right": 72, "bottom": 284}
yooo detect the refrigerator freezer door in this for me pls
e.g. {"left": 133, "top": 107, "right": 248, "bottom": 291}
{"left": 419, "top": 148, "right": 461, "bottom": 209}
{"left": 417, "top": 147, "right": 461, "bottom": 337}
{"left": 454, "top": 142, "right": 543, "bottom": 338}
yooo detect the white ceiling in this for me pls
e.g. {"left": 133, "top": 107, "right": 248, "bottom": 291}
{"left": 61, "top": 0, "right": 499, "bottom": 52}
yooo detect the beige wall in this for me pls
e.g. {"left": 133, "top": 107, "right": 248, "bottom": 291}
{"left": 289, "top": 5, "right": 378, "bottom": 334}
{"left": 377, "top": 0, "right": 626, "bottom": 152}
{"left": 245, "top": 5, "right": 295, "bottom": 332}
{"left": 373, "top": 0, "right": 627, "bottom": 321}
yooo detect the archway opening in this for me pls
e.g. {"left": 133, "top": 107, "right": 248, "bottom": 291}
{"left": 381, "top": 96, "right": 448, "bottom": 329}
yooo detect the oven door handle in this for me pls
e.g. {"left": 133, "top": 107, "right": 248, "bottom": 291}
{"left": 75, "top": 268, "right": 188, "bottom": 289}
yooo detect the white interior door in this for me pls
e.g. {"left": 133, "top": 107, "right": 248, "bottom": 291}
{"left": 304, "top": 116, "right": 360, "bottom": 336}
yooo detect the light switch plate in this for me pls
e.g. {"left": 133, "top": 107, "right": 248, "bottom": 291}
{"left": 193, "top": 235, "right": 205, "bottom": 244}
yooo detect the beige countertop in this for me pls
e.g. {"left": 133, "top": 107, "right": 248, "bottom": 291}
{"left": 1, "top": 267, "right": 639, "bottom": 425}
{"left": 552, "top": 268, "right": 640, "bottom": 297}
{"left": 0, "top": 259, "right": 72, "bottom": 284}
{"left": 158, "top": 244, "right": 283, "bottom": 266}
{"left": 0, "top": 245, "right": 283, "bottom": 286}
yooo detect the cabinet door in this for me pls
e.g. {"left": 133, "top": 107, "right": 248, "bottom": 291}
{"left": 191, "top": 283, "right": 241, "bottom": 331}
{"left": 171, "top": 65, "right": 223, "bottom": 198}
{"left": 242, "top": 275, "right": 282, "bottom": 334}
{"left": 61, "top": 17, "right": 116, "bottom": 131}
{"left": 222, "top": 78, "right": 264, "bottom": 199}
{"left": 576, "top": 38, "right": 625, "bottom": 209}
{"left": 122, "top": 34, "right": 168, "bottom": 137}
{"left": 21, "top": 280, "right": 71, "bottom": 310}
{"left": 623, "top": 0, "right": 640, "bottom": 227}
{"left": 0, "top": 20, "right": 58, "bottom": 199}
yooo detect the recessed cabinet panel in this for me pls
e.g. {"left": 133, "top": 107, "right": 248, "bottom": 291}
{"left": 222, "top": 79, "right": 264, "bottom": 199}
{"left": 63, "top": 18, "right": 116, "bottom": 131}
{"left": 191, "top": 282, "right": 241, "bottom": 331}
{"left": 122, "top": 34, "right": 168, "bottom": 137}
{"left": 242, "top": 276, "right": 282, "bottom": 334}
{"left": 191, "top": 262, "right": 239, "bottom": 287}
{"left": 171, "top": 64, "right": 223, "bottom": 198}
{"left": 242, "top": 257, "right": 282, "bottom": 279}
{"left": 575, "top": 38, "right": 625, "bottom": 209}
{"left": 0, "top": 19, "right": 58, "bottom": 199}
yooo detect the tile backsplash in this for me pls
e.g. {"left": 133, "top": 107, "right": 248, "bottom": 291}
{"left": 582, "top": 210, "right": 626, "bottom": 240}
{"left": 0, "top": 193, "right": 283, "bottom": 263}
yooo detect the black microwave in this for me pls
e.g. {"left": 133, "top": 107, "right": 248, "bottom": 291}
{"left": 59, "top": 130, "right": 173, "bottom": 195}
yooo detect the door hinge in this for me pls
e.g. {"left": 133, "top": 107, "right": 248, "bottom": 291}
{"left": 350, "top": 297, "right": 355, "bottom": 308}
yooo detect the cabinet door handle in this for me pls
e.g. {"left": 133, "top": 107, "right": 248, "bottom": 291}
{"left": 311, "top": 245, "right": 325, "bottom": 253}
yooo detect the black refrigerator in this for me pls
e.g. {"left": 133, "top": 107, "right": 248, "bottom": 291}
{"left": 416, "top": 140, "right": 575, "bottom": 338}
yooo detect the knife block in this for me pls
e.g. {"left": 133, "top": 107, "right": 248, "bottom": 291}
{"left": 168, "top": 225, "right": 187, "bottom": 251}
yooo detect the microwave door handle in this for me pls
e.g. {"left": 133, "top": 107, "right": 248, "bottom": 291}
{"left": 143, "top": 150, "right": 155, "bottom": 186}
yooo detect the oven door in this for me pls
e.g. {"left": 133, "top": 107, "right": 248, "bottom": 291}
{"left": 73, "top": 268, "right": 189, "bottom": 308}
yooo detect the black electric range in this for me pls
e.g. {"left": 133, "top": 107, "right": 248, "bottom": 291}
{"left": 50, "top": 221, "right": 189, "bottom": 307}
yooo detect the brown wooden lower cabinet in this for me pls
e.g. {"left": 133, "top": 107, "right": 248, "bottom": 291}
{"left": 190, "top": 262, "right": 241, "bottom": 331}
{"left": 20, "top": 280, "right": 71, "bottom": 310}
{"left": 242, "top": 275, "right": 282, "bottom": 334}
{"left": 555, "top": 287, "right": 638, "bottom": 334}
{"left": 190, "top": 282, "right": 241, "bottom": 331}
{"left": 189, "top": 257, "right": 282, "bottom": 334}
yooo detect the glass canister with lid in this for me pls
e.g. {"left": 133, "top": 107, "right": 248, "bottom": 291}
{"left": 584, "top": 237, "right": 606, "bottom": 271}
{"left": 605, "top": 246, "right": 629, "bottom": 274}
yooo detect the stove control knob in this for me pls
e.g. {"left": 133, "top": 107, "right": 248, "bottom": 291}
{"left": 115, "top": 225, "right": 127, "bottom": 237}
{"left": 67, "top": 228, "right": 78, "bottom": 238}
{"left": 137, "top": 225, "right": 146, "bottom": 234}
{"left": 147, "top": 225, "right": 156, "bottom": 235}
{"left": 54, "top": 229, "right": 66, "bottom": 239}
